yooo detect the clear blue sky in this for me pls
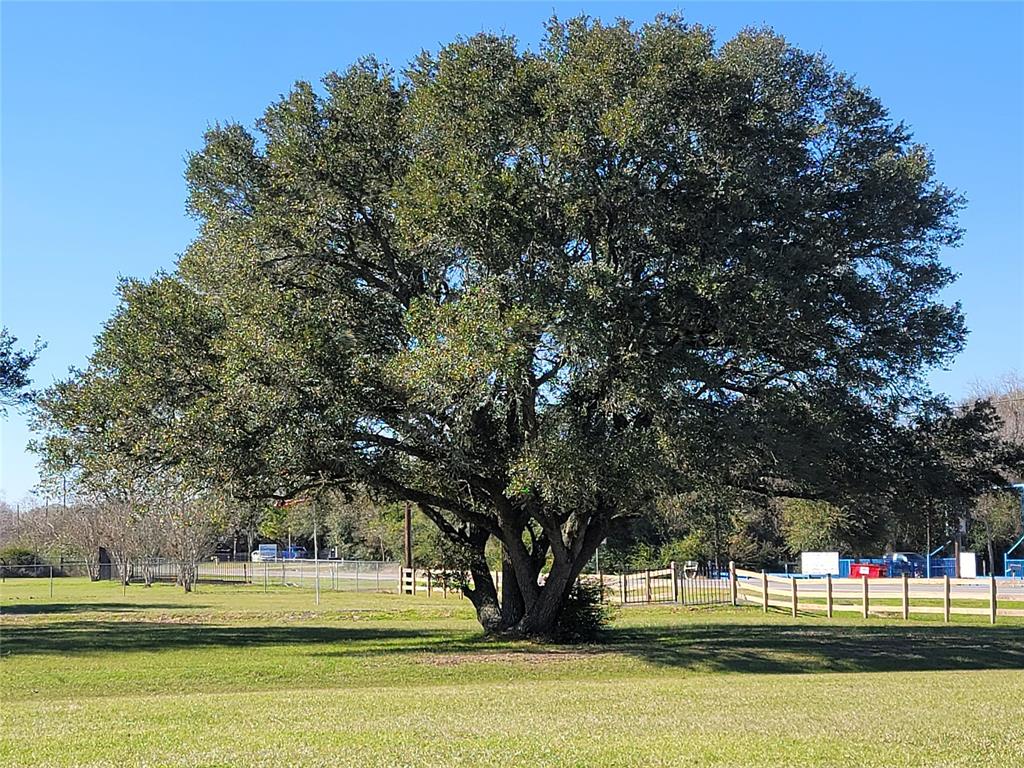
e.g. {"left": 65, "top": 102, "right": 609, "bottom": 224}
{"left": 2, "top": 2, "right": 1022, "bottom": 503}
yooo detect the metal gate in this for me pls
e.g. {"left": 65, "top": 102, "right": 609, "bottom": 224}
{"left": 616, "top": 564, "right": 730, "bottom": 606}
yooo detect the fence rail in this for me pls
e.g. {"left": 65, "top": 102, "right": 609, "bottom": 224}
{"left": 1, "top": 558, "right": 401, "bottom": 593}
{"left": 734, "top": 567, "right": 1024, "bottom": 623}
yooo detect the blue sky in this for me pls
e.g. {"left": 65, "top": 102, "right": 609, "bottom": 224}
{"left": 2, "top": 2, "right": 1022, "bottom": 503}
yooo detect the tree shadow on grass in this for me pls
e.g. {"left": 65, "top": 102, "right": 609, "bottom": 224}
{"left": 1, "top": 602, "right": 207, "bottom": 616}
{"left": 0, "top": 621, "right": 475, "bottom": 658}
{"left": 4, "top": 616, "right": 1022, "bottom": 675}
{"left": 604, "top": 622, "right": 1024, "bottom": 674}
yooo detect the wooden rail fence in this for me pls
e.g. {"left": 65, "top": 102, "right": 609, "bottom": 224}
{"left": 732, "top": 565, "right": 1024, "bottom": 624}
{"left": 398, "top": 564, "right": 731, "bottom": 606}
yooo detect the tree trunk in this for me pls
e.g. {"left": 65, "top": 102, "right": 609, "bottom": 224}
{"left": 513, "top": 586, "right": 570, "bottom": 637}
{"left": 421, "top": 497, "right": 606, "bottom": 639}
{"left": 463, "top": 561, "right": 502, "bottom": 633}
{"left": 510, "top": 558, "right": 579, "bottom": 637}
{"left": 504, "top": 521, "right": 605, "bottom": 639}
{"left": 500, "top": 547, "right": 525, "bottom": 629}
{"left": 179, "top": 560, "right": 196, "bottom": 593}
{"left": 115, "top": 553, "right": 132, "bottom": 586}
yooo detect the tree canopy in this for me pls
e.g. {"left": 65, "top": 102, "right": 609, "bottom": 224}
{"left": 35, "top": 16, "right": 992, "bottom": 635}
{"left": 0, "top": 328, "right": 42, "bottom": 416}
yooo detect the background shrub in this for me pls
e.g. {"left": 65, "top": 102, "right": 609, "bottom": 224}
{"left": 554, "top": 578, "right": 611, "bottom": 642}
{"left": 0, "top": 545, "right": 44, "bottom": 577}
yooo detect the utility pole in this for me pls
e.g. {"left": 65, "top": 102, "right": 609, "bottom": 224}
{"left": 313, "top": 501, "right": 320, "bottom": 606}
{"left": 925, "top": 506, "right": 932, "bottom": 578}
{"left": 312, "top": 504, "right": 319, "bottom": 562}
{"left": 313, "top": 508, "right": 318, "bottom": 561}
{"left": 953, "top": 507, "right": 968, "bottom": 579}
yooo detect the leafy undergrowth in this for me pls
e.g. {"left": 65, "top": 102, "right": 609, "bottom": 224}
{"left": 1, "top": 578, "right": 1022, "bottom": 767}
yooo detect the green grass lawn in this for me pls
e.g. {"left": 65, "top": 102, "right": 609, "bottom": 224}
{"left": 2, "top": 578, "right": 1022, "bottom": 767}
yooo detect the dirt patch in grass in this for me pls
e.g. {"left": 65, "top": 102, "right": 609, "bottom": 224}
{"left": 420, "top": 648, "right": 611, "bottom": 667}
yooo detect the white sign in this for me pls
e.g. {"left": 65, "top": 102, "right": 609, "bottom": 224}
{"left": 801, "top": 551, "right": 840, "bottom": 576}
{"left": 959, "top": 552, "right": 977, "bottom": 579}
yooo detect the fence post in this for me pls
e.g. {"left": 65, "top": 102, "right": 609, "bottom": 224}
{"left": 790, "top": 577, "right": 798, "bottom": 617}
{"left": 315, "top": 558, "right": 320, "bottom": 606}
{"left": 620, "top": 572, "right": 626, "bottom": 605}
{"left": 49, "top": 564, "right": 54, "bottom": 598}
{"left": 943, "top": 575, "right": 951, "bottom": 623}
{"left": 728, "top": 561, "right": 737, "bottom": 607}
{"left": 427, "top": 570, "right": 433, "bottom": 598}
{"left": 761, "top": 570, "right": 768, "bottom": 613}
{"left": 645, "top": 569, "right": 652, "bottom": 603}
{"left": 989, "top": 575, "right": 997, "bottom": 625}
{"left": 861, "top": 576, "right": 869, "bottom": 619}
{"left": 670, "top": 561, "right": 679, "bottom": 603}
{"left": 902, "top": 573, "right": 909, "bottom": 620}
{"left": 826, "top": 573, "right": 833, "bottom": 618}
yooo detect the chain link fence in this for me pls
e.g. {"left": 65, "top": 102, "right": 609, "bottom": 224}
{"left": 251, "top": 559, "right": 400, "bottom": 592}
{"left": 1, "top": 558, "right": 401, "bottom": 593}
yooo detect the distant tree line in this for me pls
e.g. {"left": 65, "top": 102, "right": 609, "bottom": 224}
{"left": 602, "top": 376, "right": 1024, "bottom": 572}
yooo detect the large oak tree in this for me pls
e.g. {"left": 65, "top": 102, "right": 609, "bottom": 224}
{"left": 37, "top": 17, "right": 970, "bottom": 636}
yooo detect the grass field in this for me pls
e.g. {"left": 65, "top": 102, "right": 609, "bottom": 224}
{"left": 2, "top": 578, "right": 1023, "bottom": 767}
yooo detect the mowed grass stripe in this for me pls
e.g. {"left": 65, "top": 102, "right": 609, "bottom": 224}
{"left": 3, "top": 671, "right": 1022, "bottom": 767}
